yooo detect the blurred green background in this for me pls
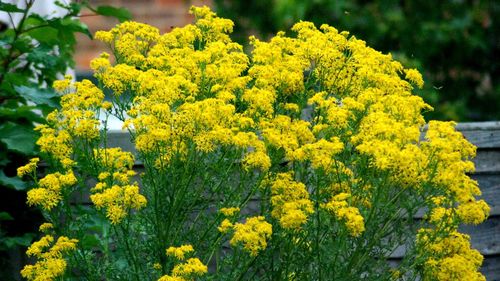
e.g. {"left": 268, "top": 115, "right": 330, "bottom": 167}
{"left": 214, "top": 0, "right": 500, "bottom": 121}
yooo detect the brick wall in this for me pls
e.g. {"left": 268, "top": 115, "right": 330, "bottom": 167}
{"left": 75, "top": 0, "right": 212, "bottom": 73}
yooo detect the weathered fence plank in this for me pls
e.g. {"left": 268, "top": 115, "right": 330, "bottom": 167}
{"left": 456, "top": 121, "right": 500, "bottom": 149}
{"left": 474, "top": 174, "right": 500, "bottom": 217}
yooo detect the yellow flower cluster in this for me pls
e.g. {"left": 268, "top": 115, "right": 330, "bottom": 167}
{"left": 456, "top": 200, "right": 490, "bottom": 225}
{"left": 405, "top": 68, "right": 424, "bottom": 89}
{"left": 21, "top": 235, "right": 78, "bottom": 281}
{"left": 26, "top": 171, "right": 77, "bottom": 211}
{"left": 230, "top": 216, "right": 273, "bottom": 256}
{"left": 34, "top": 124, "right": 73, "bottom": 165}
{"left": 417, "top": 229, "right": 485, "bottom": 281}
{"left": 292, "top": 138, "right": 344, "bottom": 171}
{"left": 90, "top": 148, "right": 146, "bottom": 224}
{"left": 159, "top": 245, "right": 207, "bottom": 281}
{"left": 17, "top": 157, "right": 39, "bottom": 177}
{"left": 427, "top": 199, "right": 490, "bottom": 227}
{"left": 423, "top": 121, "right": 481, "bottom": 204}
{"left": 420, "top": 121, "right": 489, "bottom": 240}
{"left": 322, "top": 193, "right": 365, "bottom": 237}
{"left": 219, "top": 207, "right": 240, "bottom": 217}
{"left": 218, "top": 218, "right": 234, "bottom": 234}
{"left": 92, "top": 6, "right": 274, "bottom": 175}
{"left": 96, "top": 21, "right": 160, "bottom": 68}
{"left": 268, "top": 172, "right": 314, "bottom": 230}
{"left": 166, "top": 244, "right": 194, "bottom": 260}
{"left": 39, "top": 222, "right": 54, "bottom": 233}
{"left": 260, "top": 115, "right": 315, "bottom": 160}
{"left": 34, "top": 75, "right": 109, "bottom": 177}
{"left": 49, "top": 77, "right": 109, "bottom": 141}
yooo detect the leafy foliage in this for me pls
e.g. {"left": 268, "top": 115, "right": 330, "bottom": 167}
{"left": 214, "top": 0, "right": 500, "bottom": 121}
{"left": 0, "top": 1, "right": 130, "bottom": 279}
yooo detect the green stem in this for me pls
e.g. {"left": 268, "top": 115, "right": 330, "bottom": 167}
{"left": 118, "top": 223, "right": 141, "bottom": 281}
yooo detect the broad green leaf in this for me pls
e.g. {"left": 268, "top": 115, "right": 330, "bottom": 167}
{"left": 0, "top": 72, "right": 28, "bottom": 94}
{"left": 0, "top": 212, "right": 14, "bottom": 221}
{"left": 26, "top": 26, "right": 59, "bottom": 45}
{"left": 0, "top": 122, "right": 37, "bottom": 155}
{"left": 0, "top": 3, "right": 24, "bottom": 13}
{"left": 22, "top": 14, "right": 47, "bottom": 30}
{"left": 0, "top": 106, "right": 45, "bottom": 123}
{"left": 15, "top": 85, "right": 59, "bottom": 107}
{"left": 0, "top": 170, "right": 27, "bottom": 191}
{"left": 57, "top": 26, "right": 77, "bottom": 46}
{"left": 95, "top": 6, "right": 132, "bottom": 23}
{"left": 11, "top": 36, "right": 32, "bottom": 53}
{"left": 27, "top": 46, "right": 59, "bottom": 69}
{"left": 3, "top": 233, "right": 35, "bottom": 248}
{"left": 60, "top": 17, "right": 92, "bottom": 38}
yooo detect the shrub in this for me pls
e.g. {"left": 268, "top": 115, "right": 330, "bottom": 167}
{"left": 19, "top": 6, "right": 489, "bottom": 281}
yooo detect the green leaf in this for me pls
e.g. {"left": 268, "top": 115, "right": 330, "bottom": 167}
{"left": 0, "top": 122, "right": 37, "bottom": 155}
{"left": 48, "top": 17, "right": 92, "bottom": 39}
{"left": 0, "top": 212, "right": 14, "bottom": 221}
{"left": 0, "top": 3, "right": 24, "bottom": 13}
{"left": 0, "top": 170, "right": 27, "bottom": 191}
{"left": 0, "top": 106, "right": 45, "bottom": 123}
{"left": 12, "top": 36, "right": 32, "bottom": 53}
{"left": 23, "top": 14, "right": 47, "bottom": 29}
{"left": 15, "top": 85, "right": 59, "bottom": 107}
{"left": 95, "top": 6, "right": 132, "bottom": 23}
{"left": 3, "top": 233, "right": 35, "bottom": 248}
{"left": 61, "top": 17, "right": 92, "bottom": 38}
{"left": 81, "top": 234, "right": 101, "bottom": 248}
{"left": 26, "top": 26, "right": 59, "bottom": 45}
{"left": 27, "top": 46, "right": 59, "bottom": 69}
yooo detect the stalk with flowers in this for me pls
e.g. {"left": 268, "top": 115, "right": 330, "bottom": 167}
{"left": 18, "top": 6, "right": 489, "bottom": 281}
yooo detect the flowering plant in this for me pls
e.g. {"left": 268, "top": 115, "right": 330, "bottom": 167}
{"left": 18, "top": 6, "right": 489, "bottom": 281}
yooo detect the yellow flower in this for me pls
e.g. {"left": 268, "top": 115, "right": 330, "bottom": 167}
{"left": 159, "top": 245, "right": 207, "bottom": 281}
{"left": 417, "top": 229, "right": 485, "bottom": 281}
{"left": 242, "top": 150, "right": 271, "bottom": 172}
{"left": 171, "top": 258, "right": 207, "bottom": 277}
{"left": 21, "top": 235, "right": 78, "bottom": 281}
{"left": 39, "top": 223, "right": 54, "bottom": 233}
{"left": 153, "top": 263, "right": 162, "bottom": 270}
{"left": 322, "top": 193, "right": 365, "bottom": 237}
{"left": 269, "top": 172, "right": 314, "bottom": 230}
{"left": 220, "top": 207, "right": 240, "bottom": 217}
{"left": 166, "top": 245, "right": 194, "bottom": 260}
{"left": 17, "top": 158, "right": 39, "bottom": 177}
{"left": 405, "top": 68, "right": 424, "bottom": 89}
{"left": 218, "top": 219, "right": 234, "bottom": 233}
{"left": 95, "top": 30, "right": 114, "bottom": 44}
{"left": 230, "top": 216, "right": 272, "bottom": 256}
{"left": 457, "top": 200, "right": 490, "bottom": 225}
{"left": 26, "top": 172, "right": 77, "bottom": 211}
{"left": 90, "top": 184, "right": 147, "bottom": 224}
